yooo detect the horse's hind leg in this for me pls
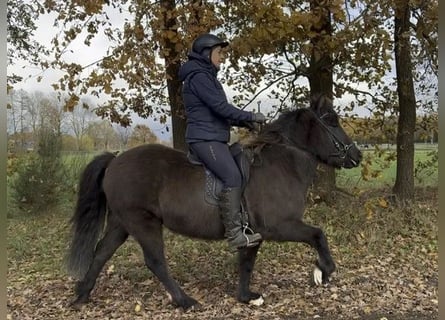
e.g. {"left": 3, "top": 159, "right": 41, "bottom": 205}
{"left": 130, "top": 217, "right": 198, "bottom": 310}
{"left": 72, "top": 214, "right": 128, "bottom": 307}
{"left": 238, "top": 244, "right": 263, "bottom": 305}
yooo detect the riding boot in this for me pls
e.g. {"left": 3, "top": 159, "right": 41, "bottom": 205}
{"left": 218, "top": 187, "right": 262, "bottom": 250}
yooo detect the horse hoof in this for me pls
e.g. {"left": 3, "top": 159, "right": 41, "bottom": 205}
{"left": 178, "top": 297, "right": 200, "bottom": 311}
{"left": 183, "top": 301, "right": 202, "bottom": 312}
{"left": 239, "top": 291, "right": 262, "bottom": 304}
{"left": 313, "top": 266, "right": 323, "bottom": 286}
{"left": 69, "top": 297, "right": 89, "bottom": 310}
{"left": 248, "top": 295, "right": 264, "bottom": 306}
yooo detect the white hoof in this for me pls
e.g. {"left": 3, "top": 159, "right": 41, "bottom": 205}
{"left": 313, "top": 266, "right": 323, "bottom": 285}
{"left": 249, "top": 296, "right": 264, "bottom": 306}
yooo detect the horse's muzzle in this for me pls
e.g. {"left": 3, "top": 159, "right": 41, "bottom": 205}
{"left": 343, "top": 147, "right": 362, "bottom": 168}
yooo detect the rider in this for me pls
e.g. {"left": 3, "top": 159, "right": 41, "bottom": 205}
{"left": 178, "top": 33, "right": 266, "bottom": 250}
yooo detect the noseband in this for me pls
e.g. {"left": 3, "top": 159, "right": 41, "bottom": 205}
{"left": 310, "top": 110, "right": 355, "bottom": 161}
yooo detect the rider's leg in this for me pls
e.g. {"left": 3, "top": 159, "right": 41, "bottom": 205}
{"left": 189, "top": 141, "right": 262, "bottom": 250}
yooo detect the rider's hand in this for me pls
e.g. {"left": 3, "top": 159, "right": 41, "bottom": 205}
{"left": 252, "top": 112, "right": 266, "bottom": 123}
{"left": 238, "top": 120, "right": 256, "bottom": 131}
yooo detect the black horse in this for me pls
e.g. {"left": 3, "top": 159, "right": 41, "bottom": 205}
{"left": 67, "top": 94, "right": 362, "bottom": 310}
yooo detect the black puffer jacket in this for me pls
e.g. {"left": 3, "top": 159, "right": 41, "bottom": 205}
{"left": 178, "top": 52, "right": 254, "bottom": 143}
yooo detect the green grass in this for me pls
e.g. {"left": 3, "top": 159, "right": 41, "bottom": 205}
{"left": 55, "top": 147, "right": 441, "bottom": 191}
{"left": 7, "top": 211, "right": 71, "bottom": 277}
{"left": 336, "top": 148, "right": 438, "bottom": 189}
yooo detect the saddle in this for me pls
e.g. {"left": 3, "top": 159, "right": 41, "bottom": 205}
{"left": 187, "top": 142, "right": 253, "bottom": 206}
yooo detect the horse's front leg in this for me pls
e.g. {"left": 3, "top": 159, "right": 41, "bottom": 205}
{"left": 278, "top": 220, "right": 336, "bottom": 285}
{"left": 237, "top": 243, "right": 263, "bottom": 305}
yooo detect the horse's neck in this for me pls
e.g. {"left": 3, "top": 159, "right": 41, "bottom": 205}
{"left": 258, "top": 143, "right": 318, "bottom": 186}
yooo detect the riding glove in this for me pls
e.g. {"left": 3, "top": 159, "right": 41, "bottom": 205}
{"left": 252, "top": 112, "right": 266, "bottom": 123}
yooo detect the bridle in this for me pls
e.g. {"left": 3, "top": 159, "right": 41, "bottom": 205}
{"left": 309, "top": 109, "right": 355, "bottom": 161}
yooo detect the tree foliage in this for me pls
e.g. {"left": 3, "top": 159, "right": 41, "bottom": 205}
{"left": 8, "top": 0, "right": 438, "bottom": 198}
{"left": 127, "top": 124, "right": 158, "bottom": 147}
{"left": 36, "top": 1, "right": 220, "bottom": 127}
{"left": 9, "top": 123, "right": 64, "bottom": 214}
{"left": 23, "top": 1, "right": 434, "bottom": 132}
{"left": 7, "top": 0, "right": 49, "bottom": 89}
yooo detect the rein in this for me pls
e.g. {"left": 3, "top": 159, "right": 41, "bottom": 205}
{"left": 246, "top": 107, "right": 354, "bottom": 166}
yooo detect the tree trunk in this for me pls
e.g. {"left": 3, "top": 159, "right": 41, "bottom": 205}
{"left": 392, "top": 0, "right": 416, "bottom": 200}
{"left": 161, "top": 0, "right": 187, "bottom": 151}
{"left": 170, "top": 81, "right": 187, "bottom": 151}
{"left": 308, "top": 0, "right": 336, "bottom": 203}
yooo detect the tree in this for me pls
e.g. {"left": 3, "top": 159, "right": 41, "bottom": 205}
{"left": 127, "top": 124, "right": 158, "bottom": 147}
{"left": 25, "top": 91, "right": 46, "bottom": 135}
{"left": 39, "top": 0, "right": 222, "bottom": 151}
{"left": 307, "top": 0, "right": 336, "bottom": 201}
{"left": 65, "top": 98, "right": 96, "bottom": 151}
{"left": 35, "top": 1, "right": 392, "bottom": 146}
{"left": 86, "top": 120, "right": 119, "bottom": 150}
{"left": 391, "top": 0, "right": 417, "bottom": 200}
{"left": 7, "top": 90, "right": 69, "bottom": 153}
{"left": 226, "top": 0, "right": 435, "bottom": 200}
{"left": 10, "top": 0, "right": 437, "bottom": 197}
{"left": 348, "top": 0, "right": 437, "bottom": 200}
{"left": 221, "top": 1, "right": 393, "bottom": 201}
{"left": 158, "top": 0, "right": 185, "bottom": 150}
{"left": 9, "top": 91, "right": 66, "bottom": 214}
{"left": 7, "top": 89, "right": 30, "bottom": 151}
{"left": 7, "top": 0, "right": 48, "bottom": 89}
{"left": 113, "top": 124, "right": 132, "bottom": 150}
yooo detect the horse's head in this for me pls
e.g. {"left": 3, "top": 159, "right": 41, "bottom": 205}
{"left": 248, "top": 94, "right": 362, "bottom": 169}
{"left": 305, "top": 94, "right": 362, "bottom": 169}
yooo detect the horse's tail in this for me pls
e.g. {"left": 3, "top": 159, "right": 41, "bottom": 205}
{"left": 66, "top": 152, "right": 116, "bottom": 279}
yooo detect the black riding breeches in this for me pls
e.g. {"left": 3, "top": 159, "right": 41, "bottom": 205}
{"left": 189, "top": 141, "right": 242, "bottom": 188}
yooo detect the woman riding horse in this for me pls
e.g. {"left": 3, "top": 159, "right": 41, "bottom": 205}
{"left": 179, "top": 33, "right": 267, "bottom": 250}
{"left": 67, "top": 94, "right": 362, "bottom": 310}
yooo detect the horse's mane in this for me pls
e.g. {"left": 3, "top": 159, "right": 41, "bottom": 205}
{"left": 245, "top": 109, "right": 306, "bottom": 149}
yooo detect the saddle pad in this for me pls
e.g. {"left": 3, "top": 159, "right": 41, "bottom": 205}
{"left": 204, "top": 170, "right": 223, "bottom": 206}
{"left": 187, "top": 143, "right": 253, "bottom": 206}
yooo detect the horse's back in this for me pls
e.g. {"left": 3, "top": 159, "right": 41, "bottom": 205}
{"left": 102, "top": 144, "right": 225, "bottom": 239}
{"left": 115, "top": 143, "right": 186, "bottom": 164}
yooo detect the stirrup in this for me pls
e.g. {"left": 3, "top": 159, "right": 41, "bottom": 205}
{"left": 241, "top": 224, "right": 262, "bottom": 248}
{"left": 242, "top": 223, "right": 255, "bottom": 235}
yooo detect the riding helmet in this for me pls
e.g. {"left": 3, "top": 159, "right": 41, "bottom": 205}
{"left": 192, "top": 33, "right": 229, "bottom": 54}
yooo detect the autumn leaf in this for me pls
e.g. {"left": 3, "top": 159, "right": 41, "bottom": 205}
{"left": 378, "top": 197, "right": 388, "bottom": 208}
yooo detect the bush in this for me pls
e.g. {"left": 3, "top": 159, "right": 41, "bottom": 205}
{"left": 9, "top": 129, "right": 65, "bottom": 216}
{"left": 59, "top": 152, "right": 94, "bottom": 205}
{"left": 9, "top": 155, "right": 64, "bottom": 215}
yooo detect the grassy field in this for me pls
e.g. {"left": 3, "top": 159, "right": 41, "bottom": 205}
{"left": 337, "top": 147, "right": 438, "bottom": 189}
{"left": 54, "top": 145, "right": 442, "bottom": 191}
{"left": 7, "top": 146, "right": 439, "bottom": 319}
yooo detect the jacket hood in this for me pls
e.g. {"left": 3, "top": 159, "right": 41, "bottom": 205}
{"left": 179, "top": 52, "right": 217, "bottom": 81}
